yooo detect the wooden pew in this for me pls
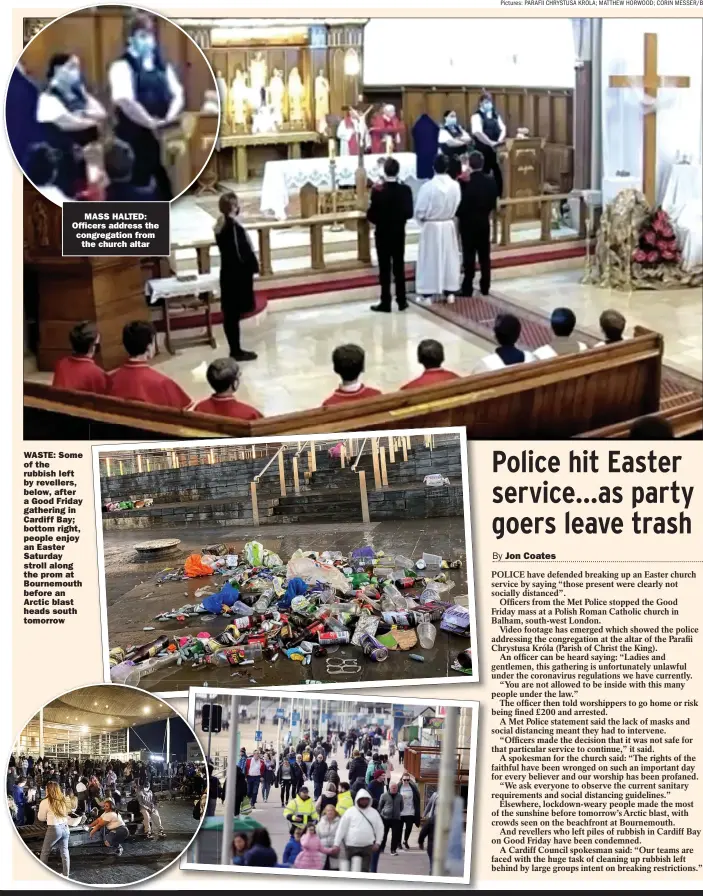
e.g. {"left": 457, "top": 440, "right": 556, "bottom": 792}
{"left": 24, "top": 329, "right": 664, "bottom": 440}
{"left": 575, "top": 396, "right": 703, "bottom": 439}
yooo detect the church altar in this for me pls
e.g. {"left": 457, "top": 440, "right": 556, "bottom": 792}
{"left": 662, "top": 162, "right": 703, "bottom": 272}
{"left": 602, "top": 175, "right": 641, "bottom": 206}
{"left": 260, "top": 152, "right": 417, "bottom": 219}
{"left": 218, "top": 130, "right": 321, "bottom": 184}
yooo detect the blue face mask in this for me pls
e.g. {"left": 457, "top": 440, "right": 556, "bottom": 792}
{"left": 55, "top": 65, "right": 81, "bottom": 89}
{"left": 131, "top": 32, "right": 156, "bottom": 58}
{"left": 446, "top": 116, "right": 457, "bottom": 127}
{"left": 481, "top": 102, "right": 493, "bottom": 115}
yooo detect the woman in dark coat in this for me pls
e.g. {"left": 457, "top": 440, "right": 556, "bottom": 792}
{"left": 214, "top": 191, "right": 259, "bottom": 362}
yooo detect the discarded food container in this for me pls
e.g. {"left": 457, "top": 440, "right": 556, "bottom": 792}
{"left": 417, "top": 622, "right": 437, "bottom": 649}
{"left": 422, "top": 552, "right": 442, "bottom": 568}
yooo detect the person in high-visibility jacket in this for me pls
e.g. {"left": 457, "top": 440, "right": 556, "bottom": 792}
{"left": 284, "top": 785, "right": 318, "bottom": 832}
{"left": 336, "top": 782, "right": 354, "bottom": 816}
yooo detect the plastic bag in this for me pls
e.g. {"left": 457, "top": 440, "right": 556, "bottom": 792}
{"left": 263, "top": 549, "right": 283, "bottom": 568}
{"left": 245, "top": 541, "right": 264, "bottom": 566}
{"left": 286, "top": 558, "right": 349, "bottom": 593}
{"left": 184, "top": 554, "right": 216, "bottom": 577}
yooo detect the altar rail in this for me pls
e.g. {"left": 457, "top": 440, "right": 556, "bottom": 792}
{"left": 171, "top": 193, "right": 586, "bottom": 281}
{"left": 24, "top": 328, "right": 662, "bottom": 441}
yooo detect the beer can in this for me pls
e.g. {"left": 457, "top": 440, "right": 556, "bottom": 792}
{"left": 318, "top": 631, "right": 350, "bottom": 645}
{"left": 360, "top": 633, "right": 389, "bottom": 662}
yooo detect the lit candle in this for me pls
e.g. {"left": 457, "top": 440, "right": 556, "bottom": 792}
{"left": 328, "top": 138, "right": 336, "bottom": 159}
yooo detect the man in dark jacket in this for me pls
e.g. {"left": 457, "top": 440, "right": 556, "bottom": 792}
{"left": 418, "top": 815, "right": 435, "bottom": 874}
{"left": 347, "top": 751, "right": 368, "bottom": 785}
{"left": 367, "top": 156, "right": 414, "bottom": 313}
{"left": 456, "top": 151, "right": 498, "bottom": 297}
{"left": 310, "top": 753, "right": 328, "bottom": 800}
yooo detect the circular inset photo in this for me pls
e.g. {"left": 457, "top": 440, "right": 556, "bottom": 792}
{"left": 6, "top": 5, "right": 220, "bottom": 205}
{"left": 8, "top": 683, "right": 209, "bottom": 887}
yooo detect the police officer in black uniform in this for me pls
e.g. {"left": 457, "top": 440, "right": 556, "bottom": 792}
{"left": 470, "top": 90, "right": 506, "bottom": 198}
{"left": 109, "top": 13, "right": 185, "bottom": 200}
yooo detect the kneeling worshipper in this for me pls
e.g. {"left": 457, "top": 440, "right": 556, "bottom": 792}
{"left": 473, "top": 313, "right": 535, "bottom": 373}
{"left": 109, "top": 320, "right": 193, "bottom": 409}
{"left": 400, "top": 339, "right": 460, "bottom": 390}
{"left": 414, "top": 154, "right": 461, "bottom": 303}
{"left": 192, "top": 358, "right": 263, "bottom": 420}
{"left": 52, "top": 321, "right": 109, "bottom": 394}
{"left": 109, "top": 12, "right": 185, "bottom": 201}
{"left": 470, "top": 91, "right": 506, "bottom": 197}
{"left": 36, "top": 53, "right": 107, "bottom": 198}
{"left": 533, "top": 308, "right": 587, "bottom": 360}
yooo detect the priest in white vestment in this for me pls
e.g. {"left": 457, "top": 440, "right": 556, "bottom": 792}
{"left": 414, "top": 154, "right": 461, "bottom": 302}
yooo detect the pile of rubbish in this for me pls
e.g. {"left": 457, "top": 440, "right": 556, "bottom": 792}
{"left": 103, "top": 498, "right": 154, "bottom": 513}
{"left": 109, "top": 542, "right": 472, "bottom": 686}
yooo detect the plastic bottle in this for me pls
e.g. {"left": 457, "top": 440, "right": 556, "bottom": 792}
{"left": 237, "top": 643, "right": 264, "bottom": 661}
{"left": 253, "top": 589, "right": 276, "bottom": 613}
{"left": 205, "top": 652, "right": 231, "bottom": 666}
{"left": 110, "top": 661, "right": 141, "bottom": 686}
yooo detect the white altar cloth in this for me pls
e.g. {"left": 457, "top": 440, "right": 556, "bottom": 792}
{"left": 662, "top": 163, "right": 703, "bottom": 272}
{"left": 260, "top": 152, "right": 418, "bottom": 220}
{"left": 146, "top": 273, "right": 219, "bottom": 305}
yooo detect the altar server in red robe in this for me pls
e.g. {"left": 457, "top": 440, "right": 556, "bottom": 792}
{"left": 52, "top": 321, "right": 109, "bottom": 394}
{"left": 192, "top": 358, "right": 263, "bottom": 420}
{"left": 400, "top": 339, "right": 460, "bottom": 391}
{"left": 369, "top": 104, "right": 404, "bottom": 155}
{"left": 322, "top": 344, "right": 382, "bottom": 407}
{"left": 109, "top": 320, "right": 192, "bottom": 409}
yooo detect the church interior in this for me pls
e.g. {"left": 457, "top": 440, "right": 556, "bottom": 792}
{"left": 16, "top": 7, "right": 218, "bottom": 200}
{"left": 22, "top": 16, "right": 703, "bottom": 440}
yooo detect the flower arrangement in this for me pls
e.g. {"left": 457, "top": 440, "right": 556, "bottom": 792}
{"left": 633, "top": 207, "right": 680, "bottom": 267}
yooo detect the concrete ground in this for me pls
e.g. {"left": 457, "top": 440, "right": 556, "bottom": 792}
{"left": 188, "top": 719, "right": 436, "bottom": 878}
{"left": 33, "top": 798, "right": 199, "bottom": 886}
{"left": 104, "top": 519, "right": 470, "bottom": 693}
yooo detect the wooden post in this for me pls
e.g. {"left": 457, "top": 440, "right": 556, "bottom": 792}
{"left": 105, "top": 458, "right": 111, "bottom": 477}
{"left": 358, "top": 470, "right": 370, "bottom": 524}
{"left": 300, "top": 183, "right": 318, "bottom": 219}
{"left": 308, "top": 450, "right": 314, "bottom": 478}
{"left": 340, "top": 446, "right": 346, "bottom": 468}
{"left": 379, "top": 446, "right": 388, "bottom": 488}
{"left": 310, "top": 441, "right": 317, "bottom": 472}
{"left": 357, "top": 218, "right": 371, "bottom": 264}
{"left": 292, "top": 456, "right": 300, "bottom": 495}
{"left": 540, "top": 198, "right": 552, "bottom": 242}
{"left": 258, "top": 228, "right": 273, "bottom": 276}
{"left": 310, "top": 223, "right": 324, "bottom": 270}
{"left": 388, "top": 436, "right": 395, "bottom": 463}
{"left": 136, "top": 455, "right": 142, "bottom": 473}
{"left": 251, "top": 481, "right": 259, "bottom": 526}
{"left": 371, "top": 438, "right": 381, "bottom": 490}
{"left": 146, "top": 457, "right": 151, "bottom": 472}
{"left": 278, "top": 451, "right": 287, "bottom": 497}
{"left": 235, "top": 145, "right": 248, "bottom": 184}
{"left": 402, "top": 438, "right": 408, "bottom": 462}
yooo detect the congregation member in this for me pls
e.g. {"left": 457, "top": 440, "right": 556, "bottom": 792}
{"left": 456, "top": 151, "right": 499, "bottom": 297}
{"left": 36, "top": 53, "right": 106, "bottom": 198}
{"left": 438, "top": 109, "right": 471, "bottom": 159}
{"left": 109, "top": 13, "right": 184, "bottom": 200}
{"left": 628, "top": 416, "right": 675, "bottom": 440}
{"left": 322, "top": 345, "right": 382, "bottom": 407}
{"left": 533, "top": 308, "right": 588, "bottom": 359}
{"left": 473, "top": 313, "right": 535, "bottom": 373}
{"left": 24, "top": 142, "right": 68, "bottom": 205}
{"left": 414, "top": 155, "right": 461, "bottom": 304}
{"left": 104, "top": 138, "right": 157, "bottom": 201}
{"left": 109, "top": 321, "right": 193, "bottom": 409}
{"left": 470, "top": 90, "right": 506, "bottom": 197}
{"left": 367, "top": 156, "right": 414, "bottom": 313}
{"left": 193, "top": 359, "right": 262, "bottom": 420}
{"left": 596, "top": 308, "right": 627, "bottom": 345}
{"left": 52, "top": 321, "right": 108, "bottom": 394}
{"left": 214, "top": 191, "right": 259, "bottom": 362}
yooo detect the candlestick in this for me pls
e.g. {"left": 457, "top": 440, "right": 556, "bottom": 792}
{"left": 328, "top": 137, "right": 336, "bottom": 159}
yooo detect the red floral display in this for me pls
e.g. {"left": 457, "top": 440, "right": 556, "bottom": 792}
{"left": 632, "top": 207, "right": 680, "bottom": 267}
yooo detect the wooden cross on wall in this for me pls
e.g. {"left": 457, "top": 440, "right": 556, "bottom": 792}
{"left": 609, "top": 33, "right": 690, "bottom": 206}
